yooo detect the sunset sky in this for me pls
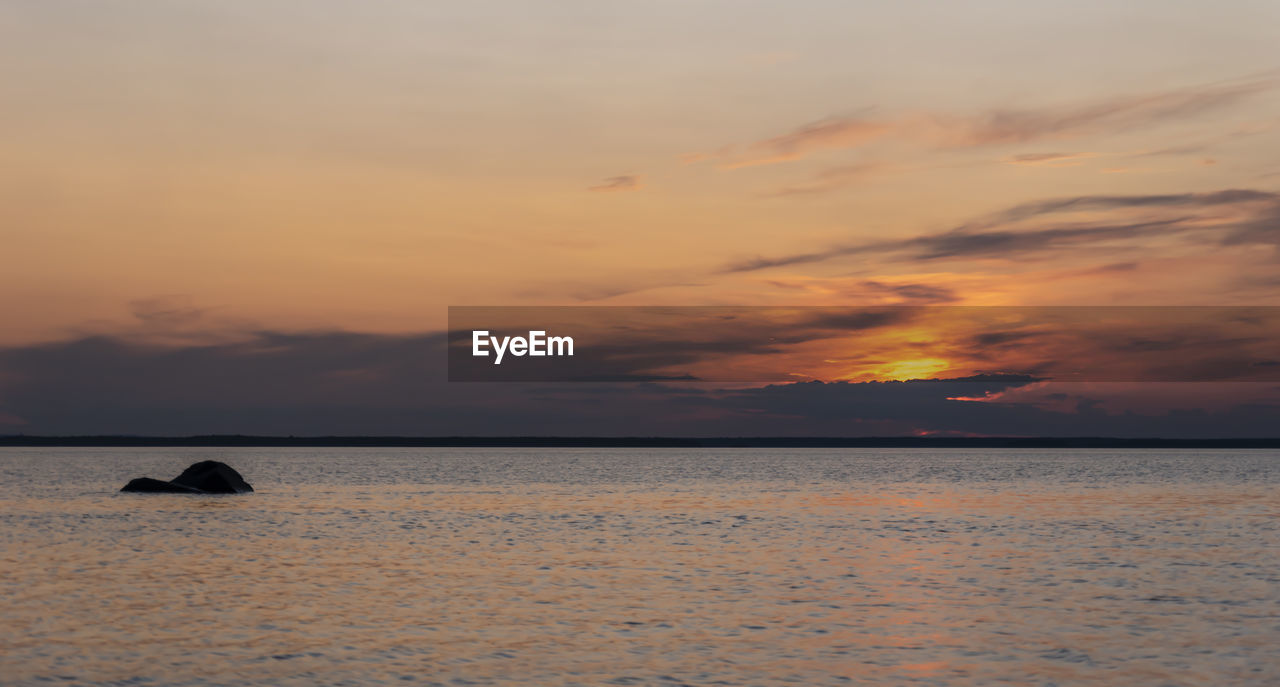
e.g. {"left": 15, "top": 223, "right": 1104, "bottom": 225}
{"left": 2, "top": 1, "right": 1278, "bottom": 435}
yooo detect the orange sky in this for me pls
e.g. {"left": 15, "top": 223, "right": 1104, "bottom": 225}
{"left": 2, "top": 1, "right": 1279, "bottom": 347}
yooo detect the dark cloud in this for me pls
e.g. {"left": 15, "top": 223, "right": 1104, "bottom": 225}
{"left": 2, "top": 327, "right": 1278, "bottom": 437}
{"left": 449, "top": 304, "right": 1280, "bottom": 384}
{"left": 798, "top": 308, "right": 916, "bottom": 332}
{"left": 1219, "top": 201, "right": 1280, "bottom": 247}
{"left": 724, "top": 189, "right": 1280, "bottom": 272}
{"left": 1095, "top": 261, "right": 1141, "bottom": 272}
{"left": 128, "top": 296, "right": 207, "bottom": 326}
{"left": 857, "top": 281, "right": 959, "bottom": 304}
{"left": 969, "top": 330, "right": 1044, "bottom": 348}
{"left": 449, "top": 307, "right": 920, "bottom": 382}
{"left": 967, "top": 189, "right": 1274, "bottom": 229}
{"left": 693, "top": 377, "right": 1280, "bottom": 438}
{"left": 907, "top": 218, "right": 1186, "bottom": 260}
{"left": 726, "top": 250, "right": 835, "bottom": 273}
{"left": 0, "top": 331, "right": 444, "bottom": 435}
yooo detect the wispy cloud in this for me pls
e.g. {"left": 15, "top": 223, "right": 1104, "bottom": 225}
{"left": 690, "top": 76, "right": 1275, "bottom": 168}
{"left": 856, "top": 280, "right": 960, "bottom": 304}
{"left": 128, "top": 295, "right": 208, "bottom": 327}
{"left": 765, "top": 277, "right": 959, "bottom": 304}
{"left": 758, "top": 162, "right": 889, "bottom": 197}
{"left": 588, "top": 174, "right": 642, "bottom": 192}
{"left": 1002, "top": 152, "right": 1097, "bottom": 166}
{"left": 724, "top": 115, "right": 890, "bottom": 168}
{"left": 516, "top": 272, "right": 707, "bottom": 302}
{"left": 723, "top": 189, "right": 1280, "bottom": 272}
{"left": 921, "top": 78, "right": 1271, "bottom": 147}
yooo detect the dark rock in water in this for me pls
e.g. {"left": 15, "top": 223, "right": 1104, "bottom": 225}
{"left": 120, "top": 461, "right": 253, "bottom": 494}
{"left": 170, "top": 460, "right": 254, "bottom": 493}
{"left": 121, "top": 477, "right": 204, "bottom": 494}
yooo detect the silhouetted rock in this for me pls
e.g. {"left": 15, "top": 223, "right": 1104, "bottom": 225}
{"left": 120, "top": 461, "right": 253, "bottom": 494}
{"left": 170, "top": 460, "right": 254, "bottom": 493}
{"left": 121, "top": 477, "right": 204, "bottom": 494}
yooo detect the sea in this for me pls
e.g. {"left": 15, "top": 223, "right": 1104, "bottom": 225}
{"left": 1, "top": 447, "right": 1278, "bottom": 686}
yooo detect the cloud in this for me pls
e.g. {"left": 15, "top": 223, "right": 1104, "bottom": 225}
{"left": 1002, "top": 152, "right": 1097, "bottom": 166}
{"left": 451, "top": 305, "right": 1280, "bottom": 386}
{"left": 1071, "top": 261, "right": 1142, "bottom": 276}
{"left": 565, "top": 282, "right": 689, "bottom": 302}
{"left": 723, "top": 189, "right": 1280, "bottom": 272}
{"left": 588, "top": 175, "right": 642, "bottom": 192}
{"left": 691, "top": 76, "right": 1275, "bottom": 168}
{"left": 764, "top": 278, "right": 960, "bottom": 303}
{"left": 0, "top": 331, "right": 450, "bottom": 435}
{"left": 864, "top": 281, "right": 959, "bottom": 303}
{"left": 3, "top": 312, "right": 1279, "bottom": 436}
{"left": 706, "top": 377, "right": 1280, "bottom": 438}
{"left": 448, "top": 306, "right": 922, "bottom": 382}
{"left": 724, "top": 218, "right": 1187, "bottom": 272}
{"left": 1002, "top": 120, "right": 1277, "bottom": 170}
{"left": 759, "top": 162, "right": 889, "bottom": 197}
{"left": 1219, "top": 198, "right": 1280, "bottom": 247}
{"left": 517, "top": 273, "right": 708, "bottom": 302}
{"left": 903, "top": 218, "right": 1188, "bottom": 260}
{"left": 724, "top": 116, "right": 890, "bottom": 168}
{"left": 971, "top": 189, "right": 1275, "bottom": 225}
{"left": 1135, "top": 143, "right": 1209, "bottom": 158}
{"left": 128, "top": 295, "right": 208, "bottom": 326}
{"left": 923, "top": 78, "right": 1272, "bottom": 147}
{"left": 0, "top": 323, "right": 996, "bottom": 435}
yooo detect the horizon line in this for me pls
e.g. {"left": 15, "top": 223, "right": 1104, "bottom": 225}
{"left": 2, "top": 435, "right": 1280, "bottom": 449}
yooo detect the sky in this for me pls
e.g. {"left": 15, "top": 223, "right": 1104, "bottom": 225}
{"left": 1, "top": 0, "right": 1278, "bottom": 435}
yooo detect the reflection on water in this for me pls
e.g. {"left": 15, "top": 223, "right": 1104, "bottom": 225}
{"left": 1, "top": 448, "right": 1278, "bottom": 686}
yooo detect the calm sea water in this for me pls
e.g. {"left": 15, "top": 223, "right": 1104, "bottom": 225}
{"left": 1, "top": 447, "right": 1278, "bottom": 686}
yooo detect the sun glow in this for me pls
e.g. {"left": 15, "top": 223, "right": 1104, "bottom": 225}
{"left": 866, "top": 358, "right": 952, "bottom": 381}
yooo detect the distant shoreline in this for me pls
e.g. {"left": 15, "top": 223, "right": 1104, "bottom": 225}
{"left": 3, "top": 435, "right": 1280, "bottom": 448}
